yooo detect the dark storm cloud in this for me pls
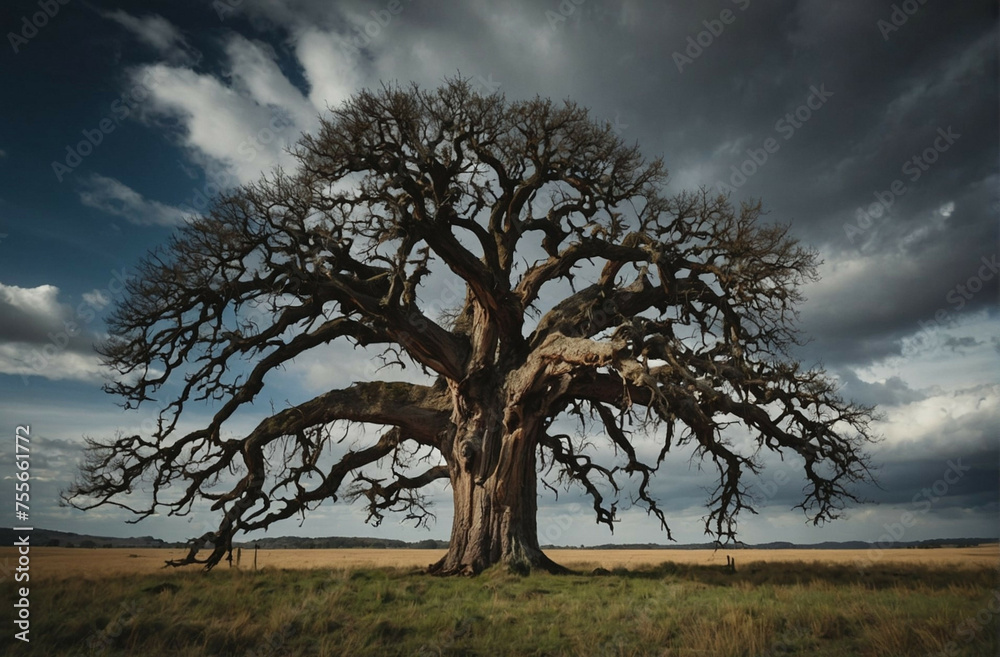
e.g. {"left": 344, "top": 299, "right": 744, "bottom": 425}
{"left": 656, "top": 3, "right": 995, "bottom": 370}
{"left": 871, "top": 450, "right": 999, "bottom": 510}
{"left": 793, "top": 236, "right": 999, "bottom": 366}
{"left": 941, "top": 335, "right": 983, "bottom": 353}
{"left": 835, "top": 369, "right": 927, "bottom": 407}
{"left": 566, "top": 0, "right": 1000, "bottom": 371}
{"left": 604, "top": 0, "right": 999, "bottom": 370}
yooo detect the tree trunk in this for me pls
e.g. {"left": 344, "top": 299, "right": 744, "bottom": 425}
{"left": 428, "top": 411, "right": 567, "bottom": 575}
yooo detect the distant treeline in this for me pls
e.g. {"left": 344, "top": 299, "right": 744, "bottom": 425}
{"left": 2, "top": 527, "right": 993, "bottom": 551}
{"left": 232, "top": 536, "right": 449, "bottom": 550}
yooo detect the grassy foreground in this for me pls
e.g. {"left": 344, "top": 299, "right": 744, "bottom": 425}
{"left": 7, "top": 560, "right": 999, "bottom": 656}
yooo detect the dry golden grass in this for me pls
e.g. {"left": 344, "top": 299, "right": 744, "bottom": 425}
{"left": 547, "top": 544, "right": 1000, "bottom": 570}
{"left": 7, "top": 543, "right": 996, "bottom": 580}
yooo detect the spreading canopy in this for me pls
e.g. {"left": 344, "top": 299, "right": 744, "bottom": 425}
{"left": 65, "top": 79, "right": 876, "bottom": 573}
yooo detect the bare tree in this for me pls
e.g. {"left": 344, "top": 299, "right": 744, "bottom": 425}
{"left": 64, "top": 79, "right": 877, "bottom": 575}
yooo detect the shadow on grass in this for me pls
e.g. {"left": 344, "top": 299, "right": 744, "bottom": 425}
{"left": 561, "top": 559, "right": 1000, "bottom": 590}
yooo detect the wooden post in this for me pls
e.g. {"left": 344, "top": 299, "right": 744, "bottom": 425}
{"left": 254, "top": 544, "right": 258, "bottom": 572}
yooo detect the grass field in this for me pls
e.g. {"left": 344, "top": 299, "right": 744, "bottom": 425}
{"left": 2, "top": 546, "right": 998, "bottom": 656}
{"left": 11, "top": 545, "right": 999, "bottom": 580}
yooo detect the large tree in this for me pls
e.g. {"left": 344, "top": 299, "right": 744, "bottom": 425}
{"left": 65, "top": 79, "right": 876, "bottom": 575}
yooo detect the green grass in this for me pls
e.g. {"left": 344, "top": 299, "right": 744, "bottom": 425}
{"left": 7, "top": 561, "right": 998, "bottom": 656}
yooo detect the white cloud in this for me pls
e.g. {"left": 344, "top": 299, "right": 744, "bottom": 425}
{"left": 131, "top": 39, "right": 314, "bottom": 188}
{"left": 293, "top": 28, "right": 362, "bottom": 112}
{"left": 0, "top": 282, "right": 107, "bottom": 383}
{"left": 878, "top": 311, "right": 998, "bottom": 390}
{"left": 874, "top": 383, "right": 999, "bottom": 457}
{"left": 0, "top": 343, "right": 104, "bottom": 383}
{"left": 82, "top": 289, "right": 112, "bottom": 311}
{"left": 102, "top": 10, "right": 200, "bottom": 65}
{"left": 79, "top": 174, "right": 192, "bottom": 226}
{"left": 225, "top": 36, "right": 319, "bottom": 130}
{"left": 116, "top": 4, "right": 553, "bottom": 200}
{"left": 0, "top": 283, "right": 63, "bottom": 323}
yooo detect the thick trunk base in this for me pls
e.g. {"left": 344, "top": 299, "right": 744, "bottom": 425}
{"left": 427, "top": 549, "right": 569, "bottom": 576}
{"left": 426, "top": 447, "right": 568, "bottom": 576}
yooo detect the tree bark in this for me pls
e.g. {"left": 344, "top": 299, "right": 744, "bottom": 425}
{"left": 428, "top": 403, "right": 567, "bottom": 575}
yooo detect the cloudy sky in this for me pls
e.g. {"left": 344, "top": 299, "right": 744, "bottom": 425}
{"left": 0, "top": 0, "right": 997, "bottom": 548}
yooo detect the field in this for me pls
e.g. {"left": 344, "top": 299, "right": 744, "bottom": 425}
{"left": 2, "top": 546, "right": 998, "bottom": 656}
{"left": 14, "top": 545, "right": 1000, "bottom": 580}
